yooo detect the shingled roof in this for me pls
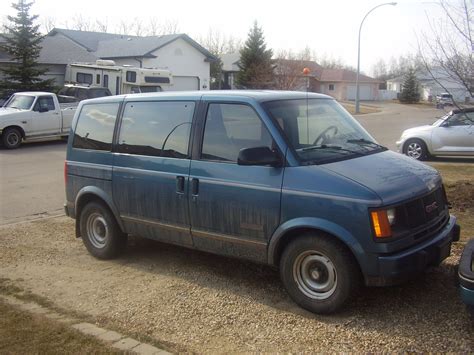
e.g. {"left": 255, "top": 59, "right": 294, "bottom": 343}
{"left": 48, "top": 28, "right": 216, "bottom": 61}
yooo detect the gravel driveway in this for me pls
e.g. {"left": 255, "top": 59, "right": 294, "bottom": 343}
{"left": 0, "top": 217, "right": 472, "bottom": 352}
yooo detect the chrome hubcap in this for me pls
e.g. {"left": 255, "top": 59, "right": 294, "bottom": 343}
{"left": 86, "top": 213, "right": 108, "bottom": 249}
{"left": 407, "top": 142, "right": 422, "bottom": 159}
{"left": 293, "top": 251, "right": 337, "bottom": 300}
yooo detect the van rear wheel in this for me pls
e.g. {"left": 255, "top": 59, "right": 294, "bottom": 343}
{"left": 280, "top": 233, "right": 360, "bottom": 314}
{"left": 79, "top": 202, "right": 126, "bottom": 259}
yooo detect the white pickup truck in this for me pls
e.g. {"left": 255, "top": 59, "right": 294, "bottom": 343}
{"left": 0, "top": 92, "right": 76, "bottom": 149}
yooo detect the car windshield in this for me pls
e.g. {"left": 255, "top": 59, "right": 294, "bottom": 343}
{"left": 5, "top": 95, "right": 35, "bottom": 110}
{"left": 263, "top": 98, "right": 386, "bottom": 164}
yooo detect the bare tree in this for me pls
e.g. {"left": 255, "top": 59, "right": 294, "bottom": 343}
{"left": 118, "top": 20, "right": 133, "bottom": 35}
{"left": 41, "top": 16, "right": 56, "bottom": 33}
{"left": 273, "top": 50, "right": 312, "bottom": 90}
{"left": 70, "top": 14, "right": 94, "bottom": 31}
{"left": 133, "top": 18, "right": 144, "bottom": 36}
{"left": 95, "top": 18, "right": 108, "bottom": 33}
{"left": 148, "top": 17, "right": 159, "bottom": 36}
{"left": 418, "top": 0, "right": 473, "bottom": 102}
{"left": 160, "top": 20, "right": 180, "bottom": 35}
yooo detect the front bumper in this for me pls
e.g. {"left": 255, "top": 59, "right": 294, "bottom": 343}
{"left": 395, "top": 139, "right": 404, "bottom": 152}
{"left": 366, "top": 216, "right": 459, "bottom": 286}
{"left": 459, "top": 239, "right": 474, "bottom": 307}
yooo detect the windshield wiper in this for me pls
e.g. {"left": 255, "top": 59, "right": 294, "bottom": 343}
{"left": 299, "top": 144, "right": 363, "bottom": 155}
{"left": 347, "top": 138, "right": 387, "bottom": 150}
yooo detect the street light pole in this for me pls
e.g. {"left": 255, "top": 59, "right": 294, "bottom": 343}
{"left": 355, "top": 2, "right": 397, "bottom": 114}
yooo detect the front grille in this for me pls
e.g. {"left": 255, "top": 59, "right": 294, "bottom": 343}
{"left": 395, "top": 186, "right": 448, "bottom": 230}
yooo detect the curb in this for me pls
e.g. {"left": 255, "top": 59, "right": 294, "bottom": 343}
{"left": 0, "top": 295, "right": 171, "bottom": 355}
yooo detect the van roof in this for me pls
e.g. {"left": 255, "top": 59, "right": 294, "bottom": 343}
{"left": 81, "top": 90, "right": 333, "bottom": 104}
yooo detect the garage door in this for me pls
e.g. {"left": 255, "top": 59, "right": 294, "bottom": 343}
{"left": 347, "top": 85, "right": 372, "bottom": 100}
{"left": 169, "top": 76, "right": 200, "bottom": 91}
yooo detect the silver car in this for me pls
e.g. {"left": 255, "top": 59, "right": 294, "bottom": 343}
{"left": 396, "top": 108, "right": 474, "bottom": 160}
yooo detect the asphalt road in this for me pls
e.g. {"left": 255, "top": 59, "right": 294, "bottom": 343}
{"left": 0, "top": 102, "right": 468, "bottom": 225}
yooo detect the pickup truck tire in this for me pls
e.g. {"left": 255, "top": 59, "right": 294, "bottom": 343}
{"left": 79, "top": 202, "right": 127, "bottom": 259}
{"left": 2, "top": 127, "right": 22, "bottom": 149}
{"left": 280, "top": 233, "right": 360, "bottom": 314}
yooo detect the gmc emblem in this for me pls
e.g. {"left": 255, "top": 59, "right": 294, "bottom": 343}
{"left": 425, "top": 201, "right": 439, "bottom": 213}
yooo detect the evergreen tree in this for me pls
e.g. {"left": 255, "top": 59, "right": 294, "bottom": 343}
{"left": 0, "top": 0, "right": 54, "bottom": 92}
{"left": 399, "top": 68, "right": 420, "bottom": 104}
{"left": 236, "top": 22, "right": 273, "bottom": 89}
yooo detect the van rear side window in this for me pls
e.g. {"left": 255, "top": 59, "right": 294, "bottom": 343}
{"left": 72, "top": 103, "right": 119, "bottom": 151}
{"left": 117, "top": 101, "right": 195, "bottom": 158}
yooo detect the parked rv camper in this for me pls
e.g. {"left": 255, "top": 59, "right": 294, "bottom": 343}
{"left": 65, "top": 60, "right": 173, "bottom": 95}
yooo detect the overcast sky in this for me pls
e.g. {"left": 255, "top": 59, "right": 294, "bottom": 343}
{"left": 1, "top": 0, "right": 446, "bottom": 75}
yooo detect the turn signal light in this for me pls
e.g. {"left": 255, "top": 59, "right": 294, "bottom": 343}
{"left": 371, "top": 210, "right": 392, "bottom": 238}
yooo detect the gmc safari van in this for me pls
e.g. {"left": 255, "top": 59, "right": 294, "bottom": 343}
{"left": 65, "top": 91, "right": 460, "bottom": 314}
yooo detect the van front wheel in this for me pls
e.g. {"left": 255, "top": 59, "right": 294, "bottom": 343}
{"left": 280, "top": 233, "right": 360, "bottom": 314}
{"left": 79, "top": 202, "right": 126, "bottom": 259}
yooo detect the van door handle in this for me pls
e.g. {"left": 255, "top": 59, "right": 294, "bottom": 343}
{"left": 191, "top": 178, "right": 199, "bottom": 196}
{"left": 176, "top": 176, "right": 185, "bottom": 194}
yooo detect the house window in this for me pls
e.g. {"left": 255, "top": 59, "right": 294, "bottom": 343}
{"left": 329, "top": 84, "right": 335, "bottom": 91}
{"left": 76, "top": 72, "right": 93, "bottom": 85}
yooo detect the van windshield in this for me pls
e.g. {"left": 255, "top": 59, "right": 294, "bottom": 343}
{"left": 263, "top": 98, "right": 386, "bottom": 164}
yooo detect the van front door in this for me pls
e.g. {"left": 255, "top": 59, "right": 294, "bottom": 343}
{"left": 188, "top": 102, "right": 284, "bottom": 262}
{"left": 112, "top": 100, "right": 196, "bottom": 246}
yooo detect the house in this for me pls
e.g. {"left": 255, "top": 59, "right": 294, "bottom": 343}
{"left": 386, "top": 68, "right": 471, "bottom": 103}
{"left": 221, "top": 56, "right": 381, "bottom": 101}
{"left": 0, "top": 28, "right": 217, "bottom": 90}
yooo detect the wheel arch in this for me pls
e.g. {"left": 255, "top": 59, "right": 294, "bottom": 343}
{"left": 402, "top": 136, "right": 432, "bottom": 155}
{"left": 2, "top": 125, "right": 26, "bottom": 138}
{"left": 74, "top": 187, "right": 125, "bottom": 238}
{"left": 268, "top": 217, "right": 366, "bottom": 274}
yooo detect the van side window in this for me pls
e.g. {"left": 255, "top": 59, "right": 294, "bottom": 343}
{"left": 72, "top": 103, "right": 119, "bottom": 151}
{"left": 201, "top": 103, "right": 273, "bottom": 162}
{"left": 117, "top": 101, "right": 195, "bottom": 158}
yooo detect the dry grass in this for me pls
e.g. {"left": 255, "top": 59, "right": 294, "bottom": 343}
{"left": 429, "top": 162, "right": 474, "bottom": 241}
{"left": 341, "top": 102, "right": 381, "bottom": 115}
{"left": 0, "top": 299, "right": 122, "bottom": 354}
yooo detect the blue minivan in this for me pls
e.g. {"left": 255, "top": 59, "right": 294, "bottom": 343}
{"left": 65, "top": 91, "right": 460, "bottom": 313}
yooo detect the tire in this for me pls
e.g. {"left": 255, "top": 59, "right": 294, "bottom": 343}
{"left": 2, "top": 127, "right": 22, "bottom": 149}
{"left": 79, "top": 202, "right": 127, "bottom": 259}
{"left": 403, "top": 138, "right": 429, "bottom": 161}
{"left": 280, "top": 233, "right": 360, "bottom": 314}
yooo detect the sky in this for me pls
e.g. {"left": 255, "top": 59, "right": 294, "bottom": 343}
{"left": 0, "top": 0, "right": 447, "bottom": 75}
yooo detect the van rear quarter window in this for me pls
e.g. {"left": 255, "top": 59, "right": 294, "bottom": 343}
{"left": 117, "top": 101, "right": 195, "bottom": 158}
{"left": 72, "top": 103, "right": 120, "bottom": 151}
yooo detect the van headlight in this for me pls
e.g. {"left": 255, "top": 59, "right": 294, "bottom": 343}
{"left": 386, "top": 208, "right": 396, "bottom": 225}
{"left": 370, "top": 208, "right": 396, "bottom": 238}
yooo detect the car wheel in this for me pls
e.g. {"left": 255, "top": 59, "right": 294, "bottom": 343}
{"left": 2, "top": 127, "right": 22, "bottom": 149}
{"left": 404, "top": 138, "right": 429, "bottom": 161}
{"left": 280, "top": 233, "right": 360, "bottom": 314}
{"left": 79, "top": 202, "right": 127, "bottom": 259}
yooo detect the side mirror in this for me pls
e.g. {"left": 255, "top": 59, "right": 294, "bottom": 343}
{"left": 237, "top": 146, "right": 282, "bottom": 167}
{"left": 38, "top": 107, "right": 49, "bottom": 113}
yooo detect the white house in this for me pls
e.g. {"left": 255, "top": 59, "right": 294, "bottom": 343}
{"left": 387, "top": 68, "right": 471, "bottom": 103}
{"left": 0, "top": 28, "right": 217, "bottom": 91}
